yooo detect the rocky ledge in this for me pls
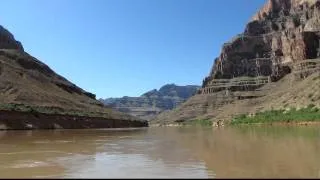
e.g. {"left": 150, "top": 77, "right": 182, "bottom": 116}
{"left": 204, "top": 0, "right": 320, "bottom": 85}
{"left": 0, "top": 110, "right": 147, "bottom": 130}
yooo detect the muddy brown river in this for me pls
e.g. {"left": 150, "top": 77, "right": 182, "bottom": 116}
{"left": 0, "top": 126, "right": 320, "bottom": 178}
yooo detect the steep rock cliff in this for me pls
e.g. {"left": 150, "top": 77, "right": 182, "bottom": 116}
{"left": 153, "top": 0, "right": 320, "bottom": 125}
{"left": 204, "top": 0, "right": 320, "bottom": 87}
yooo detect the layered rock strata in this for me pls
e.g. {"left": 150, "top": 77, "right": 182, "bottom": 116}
{"left": 203, "top": 0, "right": 320, "bottom": 88}
{"left": 153, "top": 0, "right": 320, "bottom": 125}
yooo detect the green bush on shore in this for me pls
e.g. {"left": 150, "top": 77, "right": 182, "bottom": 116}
{"left": 230, "top": 104, "right": 320, "bottom": 125}
{"left": 181, "top": 118, "right": 213, "bottom": 126}
{"left": 0, "top": 103, "right": 108, "bottom": 118}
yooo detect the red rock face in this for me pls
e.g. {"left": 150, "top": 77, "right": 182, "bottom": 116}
{"left": 251, "top": 0, "right": 279, "bottom": 22}
{"left": 251, "top": 0, "right": 318, "bottom": 22}
{"left": 202, "top": 0, "right": 320, "bottom": 87}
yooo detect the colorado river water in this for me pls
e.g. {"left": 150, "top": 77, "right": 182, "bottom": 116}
{"left": 0, "top": 126, "right": 320, "bottom": 178}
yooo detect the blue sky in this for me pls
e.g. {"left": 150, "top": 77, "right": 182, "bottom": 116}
{"left": 0, "top": 0, "right": 265, "bottom": 98}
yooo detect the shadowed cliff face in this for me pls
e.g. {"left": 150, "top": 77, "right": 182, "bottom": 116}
{"left": 0, "top": 25, "right": 146, "bottom": 127}
{"left": 0, "top": 26, "right": 24, "bottom": 51}
{"left": 203, "top": 0, "right": 320, "bottom": 86}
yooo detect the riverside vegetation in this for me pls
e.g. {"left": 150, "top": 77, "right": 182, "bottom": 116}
{"left": 230, "top": 104, "right": 320, "bottom": 125}
{"left": 168, "top": 104, "right": 320, "bottom": 127}
{"left": 0, "top": 103, "right": 113, "bottom": 118}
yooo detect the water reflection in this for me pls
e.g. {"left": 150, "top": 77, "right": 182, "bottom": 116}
{"left": 0, "top": 128, "right": 211, "bottom": 178}
{"left": 0, "top": 129, "right": 149, "bottom": 178}
{"left": 173, "top": 126, "right": 320, "bottom": 178}
{"left": 0, "top": 126, "right": 320, "bottom": 178}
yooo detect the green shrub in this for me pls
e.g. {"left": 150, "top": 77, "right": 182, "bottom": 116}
{"left": 230, "top": 106, "right": 320, "bottom": 125}
{"left": 0, "top": 103, "right": 108, "bottom": 118}
{"left": 183, "top": 119, "right": 213, "bottom": 126}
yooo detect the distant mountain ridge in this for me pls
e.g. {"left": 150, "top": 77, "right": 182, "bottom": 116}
{"left": 99, "top": 84, "right": 200, "bottom": 120}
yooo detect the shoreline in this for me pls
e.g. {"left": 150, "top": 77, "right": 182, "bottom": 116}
{"left": 230, "top": 121, "right": 320, "bottom": 127}
{"left": 150, "top": 120, "right": 320, "bottom": 128}
{"left": 0, "top": 110, "right": 148, "bottom": 130}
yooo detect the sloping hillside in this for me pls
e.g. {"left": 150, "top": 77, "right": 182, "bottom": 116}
{"left": 0, "top": 25, "right": 147, "bottom": 129}
{"left": 153, "top": 72, "right": 319, "bottom": 125}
